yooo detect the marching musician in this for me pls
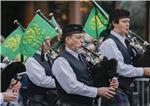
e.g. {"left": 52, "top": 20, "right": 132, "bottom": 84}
{"left": 52, "top": 24, "right": 118, "bottom": 106}
{"left": 99, "top": 9, "right": 150, "bottom": 106}
{"left": 25, "top": 36, "right": 57, "bottom": 106}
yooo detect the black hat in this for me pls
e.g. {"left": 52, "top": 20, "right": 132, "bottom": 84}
{"left": 109, "top": 9, "right": 130, "bottom": 22}
{"left": 62, "top": 24, "right": 83, "bottom": 38}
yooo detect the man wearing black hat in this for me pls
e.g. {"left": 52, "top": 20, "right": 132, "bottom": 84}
{"left": 99, "top": 9, "right": 150, "bottom": 106}
{"left": 52, "top": 24, "right": 118, "bottom": 106}
{"left": 25, "top": 36, "right": 57, "bottom": 106}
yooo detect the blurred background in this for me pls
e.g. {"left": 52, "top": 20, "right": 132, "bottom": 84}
{"left": 1, "top": 1, "right": 150, "bottom": 42}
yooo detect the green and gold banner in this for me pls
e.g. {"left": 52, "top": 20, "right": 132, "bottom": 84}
{"left": 84, "top": 6, "right": 108, "bottom": 40}
{"left": 1, "top": 27, "right": 24, "bottom": 60}
{"left": 20, "top": 13, "right": 59, "bottom": 57}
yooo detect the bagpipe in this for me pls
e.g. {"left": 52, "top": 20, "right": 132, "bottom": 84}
{"left": 126, "top": 31, "right": 150, "bottom": 88}
{"left": 126, "top": 30, "right": 150, "bottom": 67}
{"left": 1, "top": 61, "right": 26, "bottom": 92}
{"left": 81, "top": 45, "right": 118, "bottom": 87}
{"left": 47, "top": 48, "right": 59, "bottom": 60}
{"left": 126, "top": 31, "right": 150, "bottom": 104}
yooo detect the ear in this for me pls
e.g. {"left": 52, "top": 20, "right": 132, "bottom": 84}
{"left": 39, "top": 43, "right": 43, "bottom": 51}
{"left": 65, "top": 36, "right": 71, "bottom": 43}
{"left": 112, "top": 21, "right": 118, "bottom": 28}
{"left": 112, "top": 21, "right": 116, "bottom": 26}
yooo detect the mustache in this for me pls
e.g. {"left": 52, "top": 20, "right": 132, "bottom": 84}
{"left": 76, "top": 44, "right": 83, "bottom": 48}
{"left": 75, "top": 47, "right": 85, "bottom": 54}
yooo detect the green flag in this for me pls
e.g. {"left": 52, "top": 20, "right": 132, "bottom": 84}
{"left": 83, "top": 6, "right": 109, "bottom": 40}
{"left": 20, "top": 13, "right": 59, "bottom": 57}
{"left": 1, "top": 27, "right": 24, "bottom": 60}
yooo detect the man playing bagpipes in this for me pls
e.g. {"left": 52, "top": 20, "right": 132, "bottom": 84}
{"left": 99, "top": 9, "right": 150, "bottom": 106}
{"left": 25, "top": 36, "right": 58, "bottom": 106}
{"left": 52, "top": 24, "right": 119, "bottom": 106}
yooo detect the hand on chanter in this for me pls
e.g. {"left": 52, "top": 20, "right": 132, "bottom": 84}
{"left": 97, "top": 87, "right": 116, "bottom": 99}
{"left": 109, "top": 78, "right": 119, "bottom": 89}
{"left": 143, "top": 67, "right": 150, "bottom": 77}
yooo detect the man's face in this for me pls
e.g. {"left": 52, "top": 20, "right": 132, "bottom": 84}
{"left": 41, "top": 37, "right": 51, "bottom": 52}
{"left": 65, "top": 33, "right": 84, "bottom": 52}
{"left": 113, "top": 18, "right": 130, "bottom": 35}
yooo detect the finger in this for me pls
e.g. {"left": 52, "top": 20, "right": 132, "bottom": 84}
{"left": 108, "top": 87, "right": 115, "bottom": 91}
{"left": 8, "top": 96, "right": 17, "bottom": 101}
{"left": 110, "top": 78, "right": 117, "bottom": 82}
{"left": 105, "top": 92, "right": 114, "bottom": 99}
{"left": 102, "top": 92, "right": 110, "bottom": 99}
{"left": 11, "top": 79, "right": 17, "bottom": 85}
{"left": 4, "top": 93, "right": 17, "bottom": 102}
{"left": 110, "top": 83, "right": 116, "bottom": 86}
{"left": 12, "top": 81, "right": 21, "bottom": 90}
{"left": 110, "top": 85, "right": 116, "bottom": 89}
{"left": 9, "top": 92, "right": 18, "bottom": 96}
{"left": 110, "top": 83, "right": 118, "bottom": 88}
{"left": 110, "top": 79, "right": 118, "bottom": 85}
{"left": 104, "top": 95, "right": 111, "bottom": 99}
{"left": 107, "top": 90, "right": 116, "bottom": 95}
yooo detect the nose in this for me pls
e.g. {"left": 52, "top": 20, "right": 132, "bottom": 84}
{"left": 80, "top": 38, "right": 84, "bottom": 44}
{"left": 127, "top": 22, "right": 129, "bottom": 26}
{"left": 126, "top": 21, "right": 130, "bottom": 27}
{"left": 45, "top": 40, "right": 51, "bottom": 47}
{"left": 48, "top": 41, "right": 51, "bottom": 47}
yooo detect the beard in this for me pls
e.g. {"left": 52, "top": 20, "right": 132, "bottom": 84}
{"left": 75, "top": 47, "right": 86, "bottom": 54}
{"left": 75, "top": 44, "right": 86, "bottom": 54}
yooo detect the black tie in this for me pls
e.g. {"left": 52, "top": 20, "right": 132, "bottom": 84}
{"left": 78, "top": 54, "right": 87, "bottom": 66}
{"left": 124, "top": 38, "right": 130, "bottom": 47}
{"left": 78, "top": 53, "right": 82, "bottom": 60}
{"left": 46, "top": 54, "right": 53, "bottom": 64}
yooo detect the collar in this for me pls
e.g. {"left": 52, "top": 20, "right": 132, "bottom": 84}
{"left": 35, "top": 50, "right": 48, "bottom": 61}
{"left": 111, "top": 30, "right": 126, "bottom": 47}
{"left": 65, "top": 47, "right": 79, "bottom": 59}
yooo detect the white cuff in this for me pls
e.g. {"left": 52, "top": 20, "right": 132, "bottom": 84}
{"left": 0, "top": 92, "right": 4, "bottom": 104}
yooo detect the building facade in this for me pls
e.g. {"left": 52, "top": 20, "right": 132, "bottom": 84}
{"left": 1, "top": 1, "right": 150, "bottom": 41}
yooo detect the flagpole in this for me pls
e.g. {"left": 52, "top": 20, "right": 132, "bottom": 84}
{"left": 91, "top": 0, "right": 109, "bottom": 40}
{"left": 49, "top": 13, "right": 62, "bottom": 34}
{"left": 13, "top": 20, "right": 25, "bottom": 63}
{"left": 49, "top": 13, "right": 58, "bottom": 27}
{"left": 36, "top": 9, "right": 56, "bottom": 29}
{"left": 92, "top": 0, "right": 109, "bottom": 20}
{"left": 94, "top": 6, "right": 98, "bottom": 40}
{"left": 13, "top": 20, "right": 25, "bottom": 31}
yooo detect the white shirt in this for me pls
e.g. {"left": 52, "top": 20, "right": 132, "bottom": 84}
{"left": 99, "top": 30, "right": 144, "bottom": 77}
{"left": 0, "top": 92, "right": 4, "bottom": 104}
{"left": 0, "top": 63, "right": 7, "bottom": 70}
{"left": 52, "top": 47, "right": 97, "bottom": 98}
{"left": 25, "top": 50, "right": 56, "bottom": 88}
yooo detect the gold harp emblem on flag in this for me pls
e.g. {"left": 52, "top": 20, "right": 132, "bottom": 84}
{"left": 3, "top": 34, "right": 21, "bottom": 51}
{"left": 90, "top": 16, "right": 103, "bottom": 30}
{"left": 23, "top": 23, "right": 40, "bottom": 45}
